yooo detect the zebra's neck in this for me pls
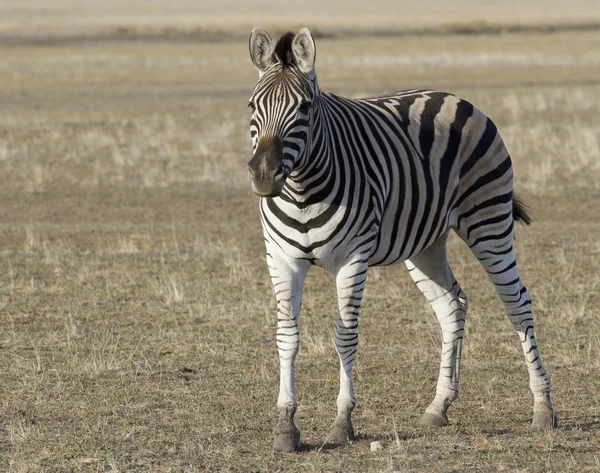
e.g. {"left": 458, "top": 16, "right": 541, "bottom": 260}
{"left": 280, "top": 94, "right": 337, "bottom": 206}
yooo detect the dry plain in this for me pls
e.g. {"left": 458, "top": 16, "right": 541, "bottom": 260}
{"left": 1, "top": 3, "right": 600, "bottom": 472}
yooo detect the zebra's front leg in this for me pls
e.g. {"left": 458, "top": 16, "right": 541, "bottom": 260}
{"left": 328, "top": 255, "right": 369, "bottom": 444}
{"left": 269, "top": 255, "right": 310, "bottom": 453}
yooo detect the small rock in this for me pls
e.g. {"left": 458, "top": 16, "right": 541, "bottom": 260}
{"left": 370, "top": 440, "right": 383, "bottom": 452}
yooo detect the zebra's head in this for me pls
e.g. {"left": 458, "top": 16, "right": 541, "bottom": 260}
{"left": 247, "top": 28, "right": 317, "bottom": 197}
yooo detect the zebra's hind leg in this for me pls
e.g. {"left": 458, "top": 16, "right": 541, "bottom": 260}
{"left": 405, "top": 232, "right": 467, "bottom": 427}
{"left": 468, "top": 239, "right": 557, "bottom": 430}
{"left": 456, "top": 195, "right": 558, "bottom": 430}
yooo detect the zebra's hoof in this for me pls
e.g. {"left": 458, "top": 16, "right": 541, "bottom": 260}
{"left": 273, "top": 424, "right": 300, "bottom": 453}
{"left": 327, "top": 419, "right": 355, "bottom": 445}
{"left": 420, "top": 411, "right": 449, "bottom": 428}
{"left": 530, "top": 410, "right": 558, "bottom": 431}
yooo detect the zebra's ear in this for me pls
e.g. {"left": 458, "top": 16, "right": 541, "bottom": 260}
{"left": 292, "top": 28, "right": 316, "bottom": 73}
{"left": 249, "top": 28, "right": 276, "bottom": 72}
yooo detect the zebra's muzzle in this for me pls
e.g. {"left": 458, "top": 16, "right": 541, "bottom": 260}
{"left": 248, "top": 136, "right": 288, "bottom": 197}
{"left": 248, "top": 166, "right": 288, "bottom": 197}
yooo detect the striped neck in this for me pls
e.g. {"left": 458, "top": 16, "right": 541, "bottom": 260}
{"left": 282, "top": 95, "right": 335, "bottom": 204}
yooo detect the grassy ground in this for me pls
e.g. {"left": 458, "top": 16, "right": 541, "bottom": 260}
{"left": 2, "top": 6, "right": 600, "bottom": 472}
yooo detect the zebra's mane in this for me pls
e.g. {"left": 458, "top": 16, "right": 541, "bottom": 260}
{"left": 273, "top": 32, "right": 296, "bottom": 67}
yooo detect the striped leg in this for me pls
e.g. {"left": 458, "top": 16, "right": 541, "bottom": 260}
{"left": 406, "top": 233, "right": 468, "bottom": 427}
{"left": 268, "top": 254, "right": 310, "bottom": 453}
{"left": 328, "top": 255, "right": 369, "bottom": 444}
{"left": 471, "top": 243, "right": 557, "bottom": 430}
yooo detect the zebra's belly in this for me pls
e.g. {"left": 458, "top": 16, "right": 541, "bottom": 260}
{"left": 368, "top": 227, "right": 450, "bottom": 267}
{"left": 367, "top": 197, "right": 453, "bottom": 267}
{"left": 368, "top": 231, "right": 414, "bottom": 267}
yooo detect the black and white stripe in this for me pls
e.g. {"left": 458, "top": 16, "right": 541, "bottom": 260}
{"left": 247, "top": 28, "right": 556, "bottom": 452}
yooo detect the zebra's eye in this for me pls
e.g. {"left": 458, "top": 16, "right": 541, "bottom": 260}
{"left": 248, "top": 102, "right": 256, "bottom": 112}
{"left": 298, "top": 101, "right": 312, "bottom": 115}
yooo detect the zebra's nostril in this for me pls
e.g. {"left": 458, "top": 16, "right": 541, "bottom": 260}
{"left": 247, "top": 166, "right": 256, "bottom": 179}
{"left": 274, "top": 165, "right": 286, "bottom": 179}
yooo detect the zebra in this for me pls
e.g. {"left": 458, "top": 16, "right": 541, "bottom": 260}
{"left": 246, "top": 27, "right": 557, "bottom": 453}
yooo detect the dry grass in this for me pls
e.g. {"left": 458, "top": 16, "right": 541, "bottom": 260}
{"left": 2, "top": 0, "right": 600, "bottom": 43}
{"left": 2, "top": 3, "right": 600, "bottom": 472}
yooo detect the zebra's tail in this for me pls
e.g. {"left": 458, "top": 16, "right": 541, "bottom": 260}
{"left": 513, "top": 195, "right": 532, "bottom": 226}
